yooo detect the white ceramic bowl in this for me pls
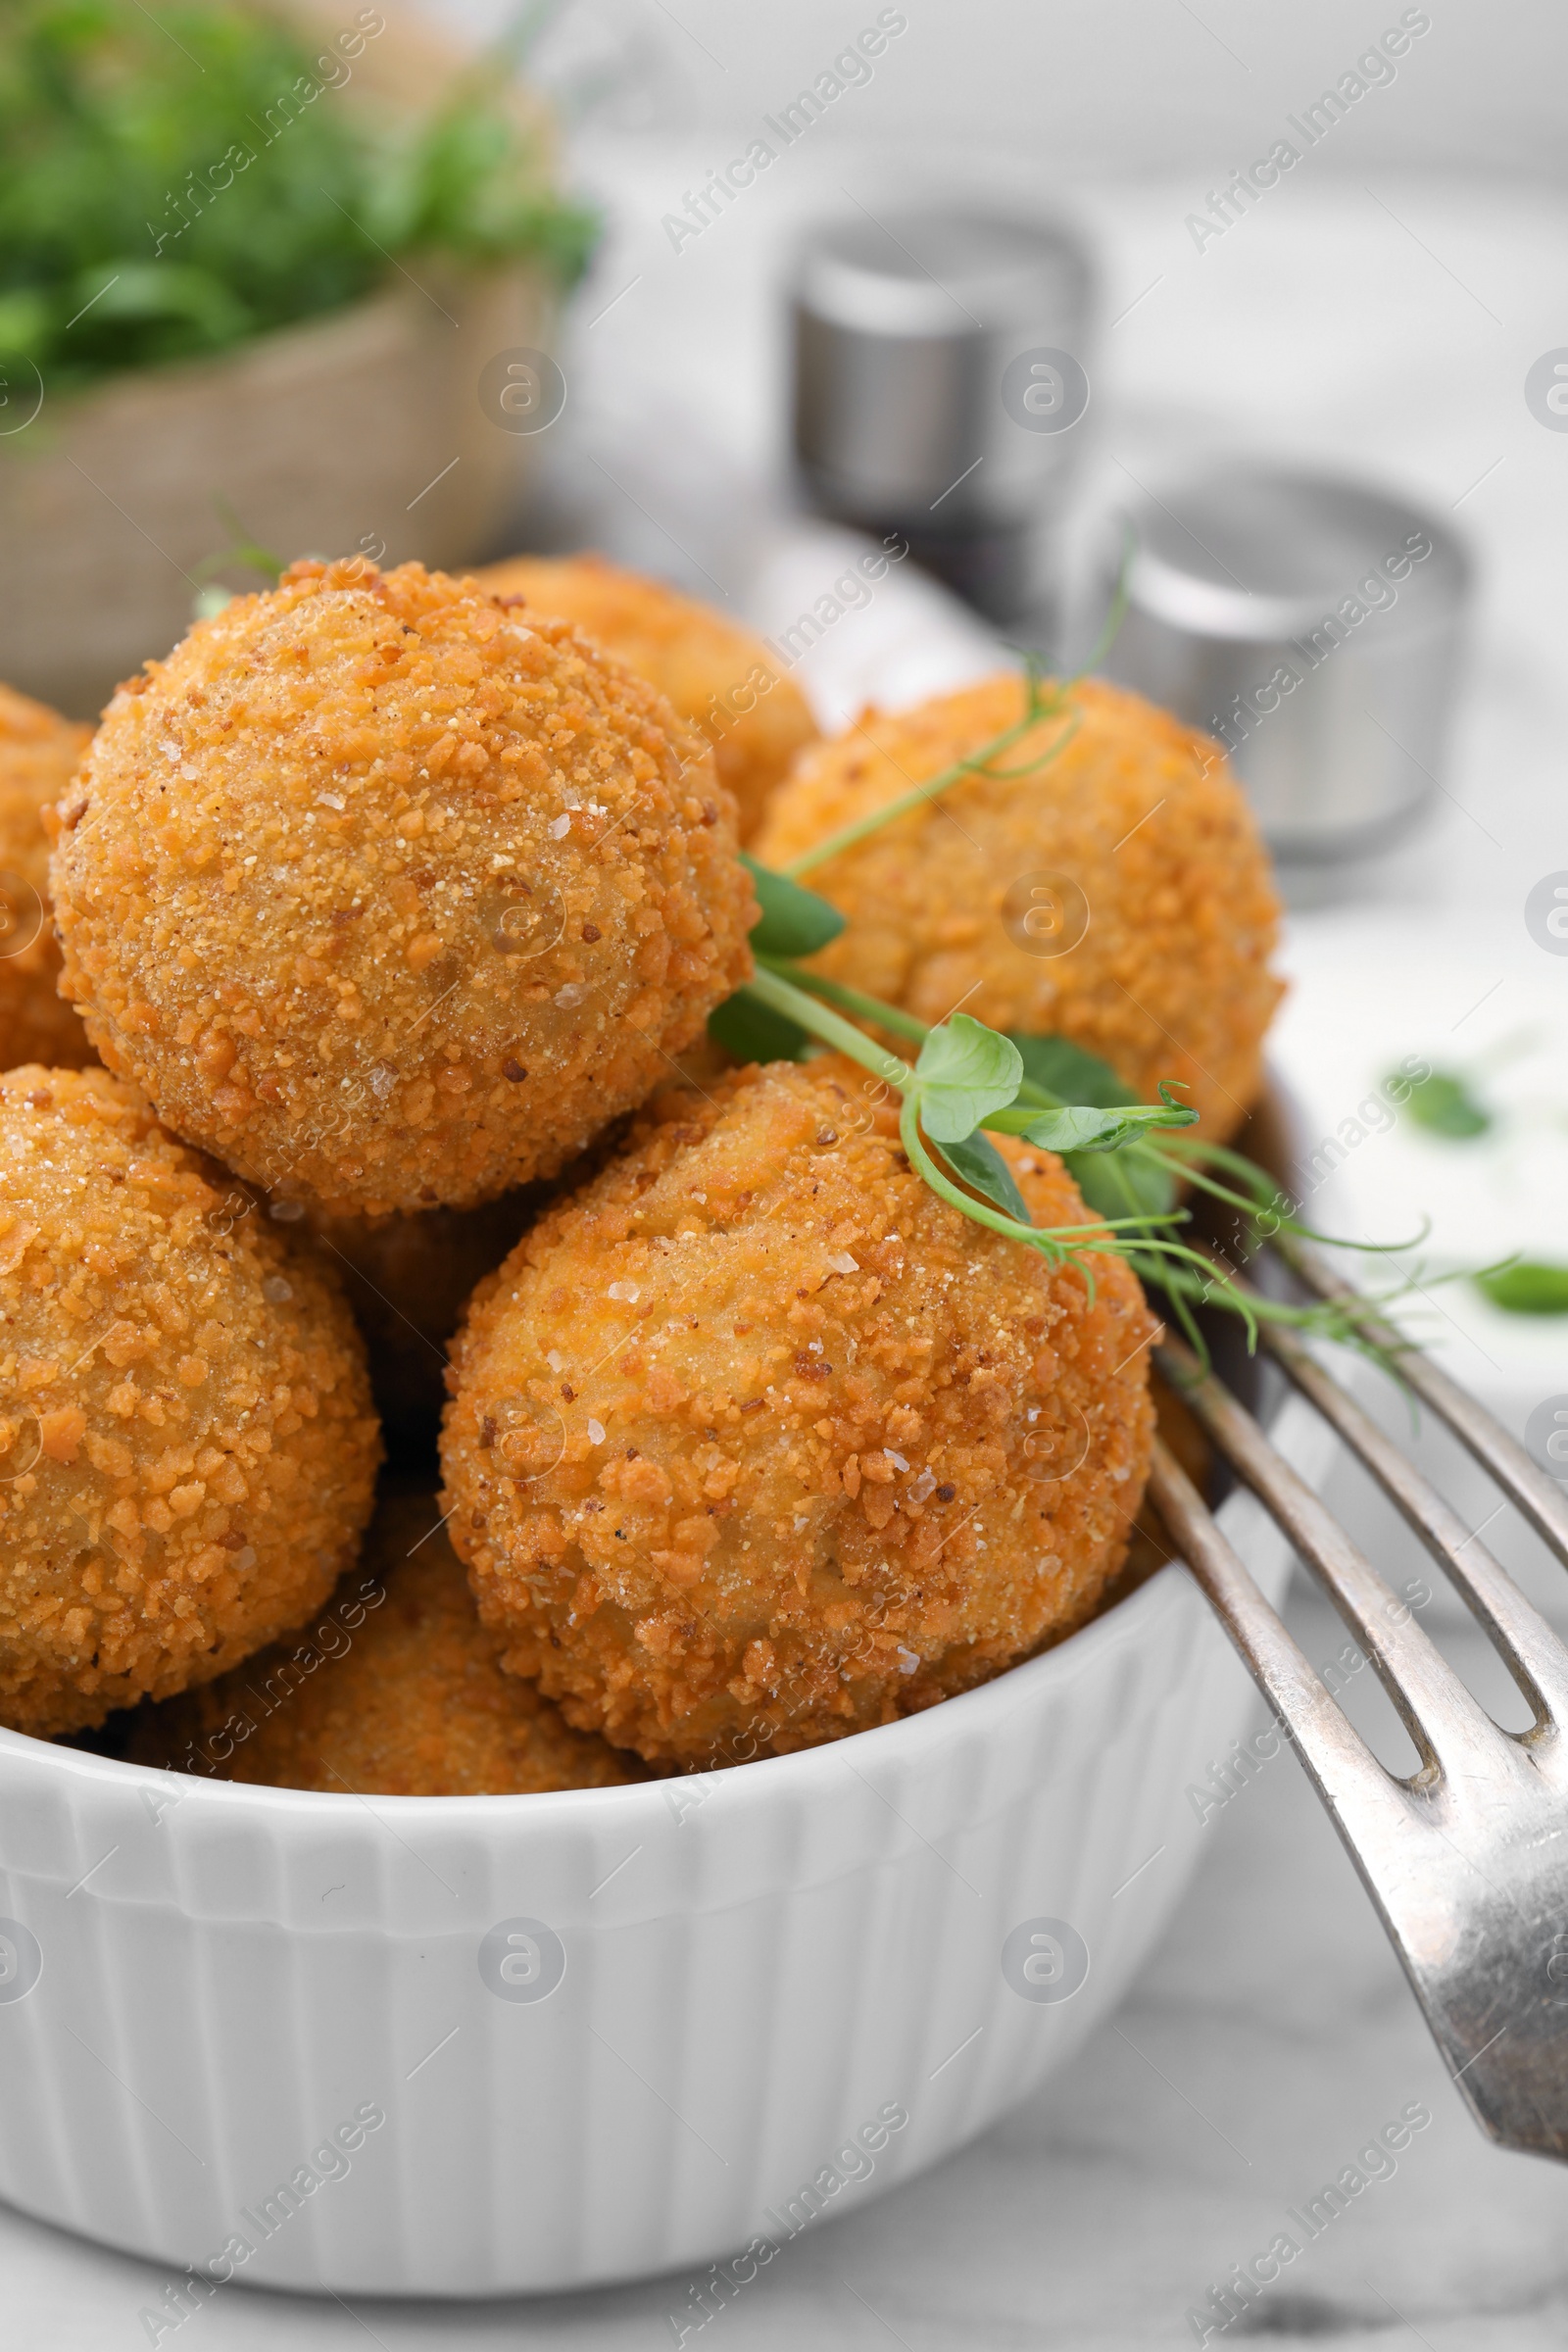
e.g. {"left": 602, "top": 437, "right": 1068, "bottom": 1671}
{"left": 0, "top": 1391, "right": 1329, "bottom": 2299}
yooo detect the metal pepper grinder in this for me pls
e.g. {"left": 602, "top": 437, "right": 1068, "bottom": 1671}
{"left": 790, "top": 206, "right": 1095, "bottom": 648}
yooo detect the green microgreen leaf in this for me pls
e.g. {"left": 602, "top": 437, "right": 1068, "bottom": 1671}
{"left": 983, "top": 1097, "right": 1198, "bottom": 1153}
{"left": 1066, "top": 1146, "right": 1178, "bottom": 1220}
{"left": 1397, "top": 1068, "right": 1491, "bottom": 1140}
{"left": 934, "top": 1129, "right": 1032, "bottom": 1224}
{"left": 740, "top": 855, "right": 847, "bottom": 959}
{"left": 911, "top": 1015, "right": 1023, "bottom": 1143}
{"left": 708, "top": 991, "right": 810, "bottom": 1064}
{"left": 1474, "top": 1260, "right": 1568, "bottom": 1315}
{"left": 1007, "top": 1032, "right": 1137, "bottom": 1110}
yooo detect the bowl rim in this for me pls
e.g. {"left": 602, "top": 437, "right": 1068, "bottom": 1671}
{"left": 0, "top": 1506, "right": 1200, "bottom": 1827}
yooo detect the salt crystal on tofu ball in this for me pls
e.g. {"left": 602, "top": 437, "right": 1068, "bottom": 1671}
{"left": 0, "top": 1065, "right": 380, "bottom": 1737}
{"left": 51, "top": 560, "right": 757, "bottom": 1217}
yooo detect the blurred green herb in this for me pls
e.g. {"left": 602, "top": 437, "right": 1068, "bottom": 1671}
{"left": 1008, "top": 1032, "right": 1137, "bottom": 1111}
{"left": 1474, "top": 1261, "right": 1568, "bottom": 1316}
{"left": 739, "top": 853, "right": 846, "bottom": 959}
{"left": 0, "top": 0, "right": 596, "bottom": 395}
{"left": 708, "top": 990, "right": 811, "bottom": 1066}
{"left": 193, "top": 499, "right": 283, "bottom": 587}
{"left": 1396, "top": 1067, "right": 1491, "bottom": 1140}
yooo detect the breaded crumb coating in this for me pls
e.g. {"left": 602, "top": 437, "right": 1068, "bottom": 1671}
{"left": 0, "top": 682, "right": 94, "bottom": 1071}
{"left": 128, "top": 1494, "right": 651, "bottom": 1795}
{"left": 476, "top": 552, "right": 818, "bottom": 843}
{"left": 753, "top": 675, "right": 1284, "bottom": 1144}
{"left": 440, "top": 1055, "right": 1156, "bottom": 1764}
{"left": 0, "top": 1066, "right": 379, "bottom": 1738}
{"left": 50, "top": 560, "right": 757, "bottom": 1216}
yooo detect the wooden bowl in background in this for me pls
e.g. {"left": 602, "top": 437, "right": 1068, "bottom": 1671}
{"left": 0, "top": 1, "right": 564, "bottom": 717}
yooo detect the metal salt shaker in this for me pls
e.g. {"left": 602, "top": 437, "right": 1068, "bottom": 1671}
{"left": 1099, "top": 465, "right": 1473, "bottom": 867}
{"left": 790, "top": 206, "right": 1095, "bottom": 638}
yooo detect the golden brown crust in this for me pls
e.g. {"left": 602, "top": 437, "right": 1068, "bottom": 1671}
{"left": 439, "top": 1055, "right": 1156, "bottom": 1765}
{"left": 127, "top": 1494, "right": 651, "bottom": 1794}
{"left": 51, "top": 560, "right": 757, "bottom": 1216}
{"left": 0, "top": 683, "right": 95, "bottom": 1072}
{"left": 0, "top": 1065, "right": 380, "bottom": 1737}
{"left": 476, "top": 553, "right": 818, "bottom": 842}
{"left": 753, "top": 675, "right": 1284, "bottom": 1145}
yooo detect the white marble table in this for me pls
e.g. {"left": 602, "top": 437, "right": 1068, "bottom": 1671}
{"left": 7, "top": 150, "right": 1567, "bottom": 2346}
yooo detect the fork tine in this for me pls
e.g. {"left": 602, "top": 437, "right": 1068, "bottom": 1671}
{"left": 1152, "top": 1435, "right": 1568, "bottom": 2165}
{"left": 1285, "top": 1238, "right": 1568, "bottom": 1570}
{"left": 1146, "top": 1441, "right": 1415, "bottom": 1860}
{"left": 1155, "top": 1338, "right": 1511, "bottom": 1785}
{"left": 1261, "top": 1320, "right": 1568, "bottom": 1734}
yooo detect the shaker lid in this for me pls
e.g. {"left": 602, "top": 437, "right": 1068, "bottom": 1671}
{"left": 794, "top": 209, "right": 1090, "bottom": 342}
{"left": 1123, "top": 466, "right": 1471, "bottom": 643}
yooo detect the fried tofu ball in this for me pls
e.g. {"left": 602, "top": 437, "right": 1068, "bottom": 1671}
{"left": 50, "top": 559, "right": 757, "bottom": 1217}
{"left": 0, "top": 683, "right": 94, "bottom": 1071}
{"left": 0, "top": 1065, "right": 379, "bottom": 1738}
{"left": 127, "top": 1494, "right": 650, "bottom": 1794}
{"left": 476, "top": 553, "right": 818, "bottom": 842}
{"left": 753, "top": 676, "right": 1284, "bottom": 1145}
{"left": 440, "top": 1055, "right": 1156, "bottom": 1765}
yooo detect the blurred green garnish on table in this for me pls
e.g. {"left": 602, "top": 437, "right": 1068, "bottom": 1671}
{"left": 0, "top": 0, "right": 596, "bottom": 393}
{"left": 1473, "top": 1261, "right": 1568, "bottom": 1316}
{"left": 1393, "top": 1065, "right": 1492, "bottom": 1140}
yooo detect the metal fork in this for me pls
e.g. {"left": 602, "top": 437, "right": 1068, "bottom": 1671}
{"left": 1146, "top": 1240, "right": 1568, "bottom": 2163}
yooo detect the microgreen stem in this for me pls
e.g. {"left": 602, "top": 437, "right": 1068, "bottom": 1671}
{"left": 766, "top": 962, "right": 1072, "bottom": 1108}
{"left": 757, "top": 959, "right": 932, "bottom": 1048}
{"left": 782, "top": 666, "right": 1073, "bottom": 878}
{"left": 1153, "top": 1134, "right": 1432, "bottom": 1255}
{"left": 742, "top": 963, "right": 909, "bottom": 1087}
{"left": 749, "top": 970, "right": 1217, "bottom": 1263}
{"left": 196, "top": 497, "right": 284, "bottom": 587}
{"left": 1076, "top": 525, "right": 1135, "bottom": 677}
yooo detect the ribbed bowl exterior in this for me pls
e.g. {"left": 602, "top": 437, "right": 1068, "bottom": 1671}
{"left": 0, "top": 1401, "right": 1326, "bottom": 2297}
